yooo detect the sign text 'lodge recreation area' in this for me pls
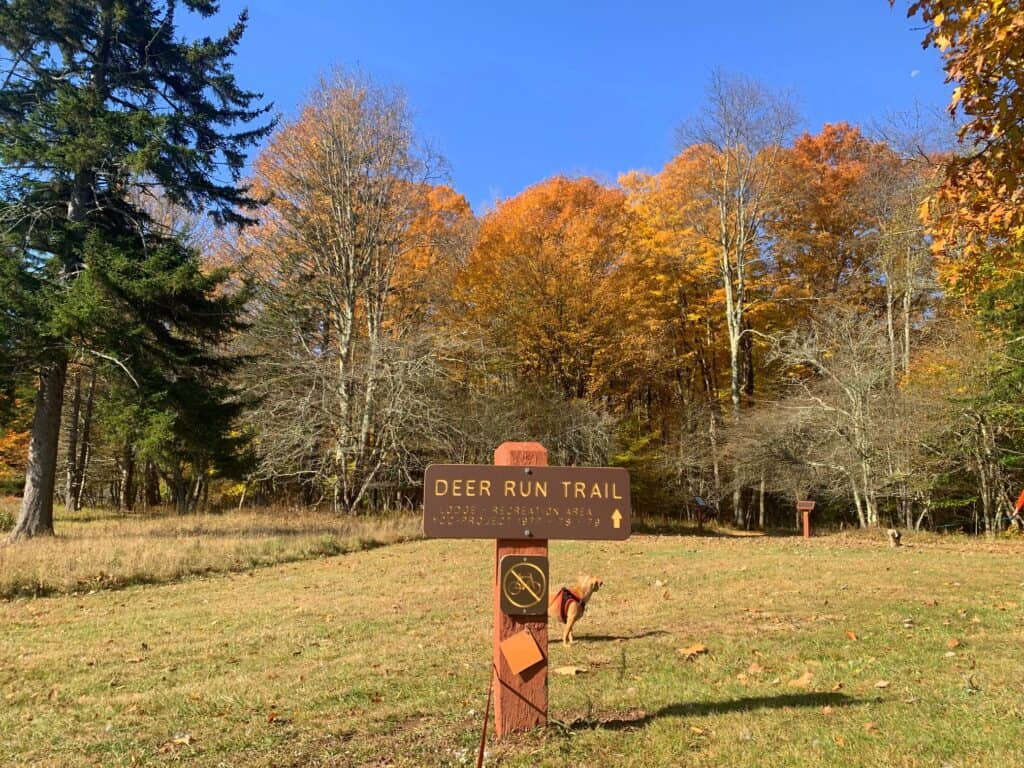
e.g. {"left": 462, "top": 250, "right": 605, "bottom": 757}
{"left": 423, "top": 464, "right": 631, "bottom": 540}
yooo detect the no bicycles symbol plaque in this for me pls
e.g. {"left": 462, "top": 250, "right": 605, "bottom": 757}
{"left": 499, "top": 555, "right": 549, "bottom": 616}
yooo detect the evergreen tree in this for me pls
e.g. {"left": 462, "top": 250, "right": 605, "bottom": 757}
{"left": 0, "top": 1, "right": 272, "bottom": 538}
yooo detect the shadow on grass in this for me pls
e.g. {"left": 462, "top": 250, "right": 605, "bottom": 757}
{"left": 565, "top": 692, "right": 860, "bottom": 732}
{"left": 632, "top": 518, "right": 805, "bottom": 538}
{"left": 577, "top": 630, "right": 669, "bottom": 642}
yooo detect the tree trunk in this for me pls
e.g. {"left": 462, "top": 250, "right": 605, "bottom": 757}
{"left": 72, "top": 368, "right": 97, "bottom": 511}
{"left": 170, "top": 464, "right": 190, "bottom": 515}
{"left": 905, "top": 278, "right": 913, "bottom": 376}
{"left": 120, "top": 444, "right": 136, "bottom": 512}
{"left": 190, "top": 473, "right": 204, "bottom": 512}
{"left": 707, "top": 409, "right": 721, "bottom": 504}
{"left": 144, "top": 461, "right": 161, "bottom": 508}
{"left": 885, "top": 279, "right": 897, "bottom": 386}
{"left": 914, "top": 493, "right": 931, "bottom": 531}
{"left": 65, "top": 372, "right": 81, "bottom": 507}
{"left": 758, "top": 474, "right": 766, "bottom": 529}
{"left": 10, "top": 360, "right": 68, "bottom": 540}
{"left": 850, "top": 476, "right": 867, "bottom": 529}
{"left": 741, "top": 320, "right": 755, "bottom": 401}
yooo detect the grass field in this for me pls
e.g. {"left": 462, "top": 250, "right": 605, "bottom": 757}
{"left": 0, "top": 500, "right": 420, "bottom": 598}
{"left": 2, "top": 526, "right": 1023, "bottom": 767}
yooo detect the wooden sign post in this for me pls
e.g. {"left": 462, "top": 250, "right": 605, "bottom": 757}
{"left": 421, "top": 442, "right": 632, "bottom": 739}
{"left": 493, "top": 441, "right": 548, "bottom": 736}
{"left": 797, "top": 500, "right": 816, "bottom": 538}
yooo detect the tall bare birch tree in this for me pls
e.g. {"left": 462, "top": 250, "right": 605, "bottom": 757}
{"left": 236, "top": 71, "right": 453, "bottom": 511}
{"left": 677, "top": 71, "right": 798, "bottom": 523}
{"left": 679, "top": 71, "right": 800, "bottom": 417}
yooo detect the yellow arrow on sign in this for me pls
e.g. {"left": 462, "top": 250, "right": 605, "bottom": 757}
{"left": 612, "top": 509, "right": 622, "bottom": 529}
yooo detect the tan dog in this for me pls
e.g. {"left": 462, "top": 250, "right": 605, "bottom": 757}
{"left": 549, "top": 575, "right": 603, "bottom": 645}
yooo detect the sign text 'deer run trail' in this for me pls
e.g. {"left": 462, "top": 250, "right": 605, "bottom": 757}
{"left": 423, "top": 464, "right": 631, "bottom": 540}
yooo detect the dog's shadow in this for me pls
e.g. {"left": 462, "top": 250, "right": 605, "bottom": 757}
{"left": 563, "top": 692, "right": 861, "bottom": 732}
{"left": 574, "top": 630, "right": 669, "bottom": 642}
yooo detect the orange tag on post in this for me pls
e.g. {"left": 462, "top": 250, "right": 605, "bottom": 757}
{"left": 499, "top": 630, "right": 544, "bottom": 676}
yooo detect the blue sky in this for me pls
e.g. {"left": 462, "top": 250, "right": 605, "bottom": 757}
{"left": 184, "top": 2, "right": 950, "bottom": 212}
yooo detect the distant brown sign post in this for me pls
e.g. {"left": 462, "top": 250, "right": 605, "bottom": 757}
{"left": 797, "top": 500, "right": 816, "bottom": 538}
{"left": 422, "top": 442, "right": 631, "bottom": 738}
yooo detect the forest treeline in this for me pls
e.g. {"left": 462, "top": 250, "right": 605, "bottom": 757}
{"left": 2, "top": 0, "right": 1023, "bottom": 536}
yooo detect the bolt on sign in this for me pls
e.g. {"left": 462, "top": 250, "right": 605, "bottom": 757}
{"left": 423, "top": 465, "right": 631, "bottom": 540}
{"left": 422, "top": 444, "right": 632, "bottom": 740}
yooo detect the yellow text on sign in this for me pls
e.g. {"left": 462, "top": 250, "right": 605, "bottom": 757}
{"left": 433, "top": 479, "right": 624, "bottom": 500}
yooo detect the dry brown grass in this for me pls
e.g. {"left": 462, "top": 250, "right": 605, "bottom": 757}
{"left": 0, "top": 500, "right": 420, "bottom": 598}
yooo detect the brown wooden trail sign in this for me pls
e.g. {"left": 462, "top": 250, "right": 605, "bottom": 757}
{"left": 797, "top": 500, "right": 816, "bottom": 538}
{"left": 421, "top": 442, "right": 632, "bottom": 738}
{"left": 423, "top": 464, "right": 631, "bottom": 540}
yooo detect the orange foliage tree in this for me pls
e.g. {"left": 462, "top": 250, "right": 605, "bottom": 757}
{"left": 455, "top": 176, "right": 628, "bottom": 400}
{"left": 899, "top": 0, "right": 1024, "bottom": 291}
{"left": 770, "top": 123, "right": 894, "bottom": 308}
{"left": 0, "top": 397, "right": 30, "bottom": 494}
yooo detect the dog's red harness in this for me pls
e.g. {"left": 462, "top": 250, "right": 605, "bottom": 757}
{"left": 555, "top": 587, "right": 583, "bottom": 624}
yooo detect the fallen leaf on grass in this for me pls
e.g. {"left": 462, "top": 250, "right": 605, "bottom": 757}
{"left": 747, "top": 662, "right": 764, "bottom": 675}
{"left": 788, "top": 671, "right": 814, "bottom": 688}
{"left": 689, "top": 725, "right": 706, "bottom": 735}
{"left": 553, "top": 666, "right": 587, "bottom": 676}
{"left": 678, "top": 643, "right": 709, "bottom": 660}
{"left": 834, "top": 734, "right": 846, "bottom": 747}
{"left": 874, "top": 680, "right": 891, "bottom": 689}
{"left": 831, "top": 682, "right": 844, "bottom": 691}
{"left": 845, "top": 630, "right": 858, "bottom": 641}
{"left": 946, "top": 637, "right": 962, "bottom": 649}
{"left": 820, "top": 705, "right": 833, "bottom": 715}
{"left": 158, "top": 733, "right": 196, "bottom": 754}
